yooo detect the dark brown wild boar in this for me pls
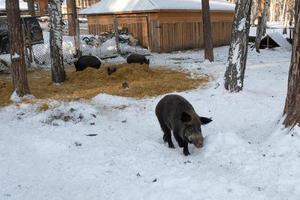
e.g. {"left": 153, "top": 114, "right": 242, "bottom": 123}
{"left": 74, "top": 55, "right": 101, "bottom": 72}
{"left": 155, "top": 94, "right": 212, "bottom": 156}
{"left": 126, "top": 53, "right": 149, "bottom": 65}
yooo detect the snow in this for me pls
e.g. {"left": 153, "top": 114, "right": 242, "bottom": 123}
{"left": 11, "top": 53, "right": 20, "bottom": 60}
{"left": 0, "top": 0, "right": 28, "bottom": 10}
{"left": 80, "top": 0, "right": 235, "bottom": 15}
{"left": 266, "top": 32, "right": 292, "bottom": 51}
{"left": 29, "top": 32, "right": 149, "bottom": 68}
{"left": 10, "top": 91, "right": 35, "bottom": 103}
{"left": 237, "top": 18, "right": 246, "bottom": 31}
{"left": 1, "top": 45, "right": 300, "bottom": 200}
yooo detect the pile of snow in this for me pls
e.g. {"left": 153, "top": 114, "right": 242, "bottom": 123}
{"left": 80, "top": 0, "right": 235, "bottom": 15}
{"left": 266, "top": 32, "right": 292, "bottom": 51}
{"left": 31, "top": 31, "right": 149, "bottom": 68}
{"left": 1, "top": 45, "right": 299, "bottom": 199}
{"left": 10, "top": 91, "right": 35, "bottom": 103}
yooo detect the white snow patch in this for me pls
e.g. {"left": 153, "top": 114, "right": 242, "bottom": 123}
{"left": 80, "top": 0, "right": 235, "bottom": 15}
{"left": 10, "top": 91, "right": 35, "bottom": 103}
{"left": 1, "top": 46, "right": 299, "bottom": 200}
{"left": 237, "top": 18, "right": 246, "bottom": 31}
{"left": 11, "top": 53, "right": 20, "bottom": 60}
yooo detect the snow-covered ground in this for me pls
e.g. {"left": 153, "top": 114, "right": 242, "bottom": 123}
{"left": 1, "top": 46, "right": 299, "bottom": 200}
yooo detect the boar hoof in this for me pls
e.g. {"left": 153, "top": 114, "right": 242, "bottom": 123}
{"left": 168, "top": 142, "right": 175, "bottom": 149}
{"left": 183, "top": 148, "right": 190, "bottom": 156}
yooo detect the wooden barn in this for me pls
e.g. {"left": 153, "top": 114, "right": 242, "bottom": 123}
{"left": 81, "top": 0, "right": 235, "bottom": 53}
{"left": 24, "top": 0, "right": 101, "bottom": 17}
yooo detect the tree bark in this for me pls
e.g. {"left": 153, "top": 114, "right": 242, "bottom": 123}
{"left": 67, "top": 0, "right": 81, "bottom": 57}
{"left": 251, "top": 0, "right": 259, "bottom": 25}
{"left": 67, "top": 0, "right": 76, "bottom": 36}
{"left": 27, "top": 0, "right": 36, "bottom": 17}
{"left": 224, "top": 0, "right": 252, "bottom": 92}
{"left": 6, "top": 0, "right": 31, "bottom": 96}
{"left": 114, "top": 16, "right": 121, "bottom": 54}
{"left": 283, "top": 0, "right": 300, "bottom": 127}
{"left": 255, "top": 0, "right": 270, "bottom": 52}
{"left": 49, "top": 0, "right": 66, "bottom": 83}
{"left": 201, "top": 0, "right": 214, "bottom": 62}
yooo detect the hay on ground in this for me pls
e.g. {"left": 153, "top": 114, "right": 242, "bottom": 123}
{"left": 0, "top": 63, "right": 208, "bottom": 106}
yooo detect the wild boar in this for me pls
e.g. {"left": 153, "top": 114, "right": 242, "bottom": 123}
{"left": 126, "top": 53, "right": 149, "bottom": 65}
{"left": 74, "top": 55, "right": 101, "bottom": 72}
{"left": 155, "top": 94, "right": 212, "bottom": 156}
{"left": 107, "top": 66, "right": 117, "bottom": 76}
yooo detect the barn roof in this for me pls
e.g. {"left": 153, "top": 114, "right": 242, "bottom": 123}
{"left": 80, "top": 0, "right": 235, "bottom": 15}
{"left": 0, "top": 0, "right": 28, "bottom": 10}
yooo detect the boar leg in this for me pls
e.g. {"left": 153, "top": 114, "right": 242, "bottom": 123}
{"left": 173, "top": 131, "right": 184, "bottom": 148}
{"left": 158, "top": 120, "right": 175, "bottom": 148}
{"left": 183, "top": 141, "right": 190, "bottom": 156}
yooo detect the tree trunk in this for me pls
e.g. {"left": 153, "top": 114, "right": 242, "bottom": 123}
{"left": 67, "top": 0, "right": 81, "bottom": 57}
{"left": 255, "top": 0, "right": 270, "bottom": 52}
{"left": 281, "top": 0, "right": 288, "bottom": 22}
{"left": 49, "top": 0, "right": 66, "bottom": 83}
{"left": 114, "top": 16, "right": 121, "bottom": 54}
{"left": 201, "top": 0, "right": 214, "bottom": 62}
{"left": 6, "top": 0, "right": 31, "bottom": 96}
{"left": 251, "top": 0, "right": 259, "bottom": 25}
{"left": 283, "top": 0, "right": 300, "bottom": 127}
{"left": 27, "top": 0, "right": 36, "bottom": 17}
{"left": 224, "top": 0, "right": 252, "bottom": 92}
{"left": 67, "top": 0, "right": 76, "bottom": 36}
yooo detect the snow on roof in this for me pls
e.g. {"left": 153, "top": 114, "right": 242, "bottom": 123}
{"left": 80, "top": 0, "right": 235, "bottom": 15}
{"left": 0, "top": 0, "right": 29, "bottom": 10}
{"left": 266, "top": 32, "right": 292, "bottom": 51}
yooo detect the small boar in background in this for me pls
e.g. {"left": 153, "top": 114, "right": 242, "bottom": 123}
{"left": 126, "top": 53, "right": 149, "bottom": 65}
{"left": 155, "top": 94, "right": 212, "bottom": 156}
{"left": 107, "top": 67, "right": 117, "bottom": 76}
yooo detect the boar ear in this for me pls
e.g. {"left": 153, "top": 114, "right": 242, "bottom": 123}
{"left": 199, "top": 116, "right": 212, "bottom": 125}
{"left": 181, "top": 111, "right": 191, "bottom": 123}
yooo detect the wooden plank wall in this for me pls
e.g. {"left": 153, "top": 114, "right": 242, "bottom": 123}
{"left": 151, "top": 11, "right": 234, "bottom": 52}
{"left": 87, "top": 11, "right": 234, "bottom": 52}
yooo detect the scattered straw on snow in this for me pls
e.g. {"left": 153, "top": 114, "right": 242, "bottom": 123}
{"left": 0, "top": 63, "right": 208, "bottom": 106}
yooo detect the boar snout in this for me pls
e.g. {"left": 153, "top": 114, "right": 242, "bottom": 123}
{"left": 192, "top": 135, "right": 204, "bottom": 148}
{"left": 186, "top": 134, "right": 203, "bottom": 148}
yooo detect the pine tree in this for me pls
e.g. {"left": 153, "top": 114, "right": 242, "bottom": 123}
{"left": 6, "top": 0, "right": 31, "bottom": 96}
{"left": 283, "top": 0, "right": 300, "bottom": 127}
{"left": 201, "top": 0, "right": 214, "bottom": 62}
{"left": 255, "top": 0, "right": 270, "bottom": 52}
{"left": 67, "top": 0, "right": 81, "bottom": 57}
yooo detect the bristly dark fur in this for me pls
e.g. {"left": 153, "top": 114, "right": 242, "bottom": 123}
{"left": 74, "top": 55, "right": 101, "bottom": 72}
{"left": 107, "top": 67, "right": 117, "bottom": 76}
{"left": 127, "top": 53, "right": 150, "bottom": 65}
{"left": 155, "top": 94, "right": 212, "bottom": 156}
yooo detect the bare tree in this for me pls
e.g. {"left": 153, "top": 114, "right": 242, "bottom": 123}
{"left": 224, "top": 0, "right": 252, "bottom": 92}
{"left": 201, "top": 0, "right": 214, "bottom": 62}
{"left": 6, "top": 0, "right": 31, "bottom": 96}
{"left": 283, "top": 0, "right": 300, "bottom": 127}
{"left": 251, "top": 0, "right": 259, "bottom": 25}
{"left": 27, "top": 0, "right": 36, "bottom": 17}
{"left": 255, "top": 0, "right": 270, "bottom": 52}
{"left": 49, "top": 0, "right": 66, "bottom": 83}
{"left": 67, "top": 0, "right": 81, "bottom": 57}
